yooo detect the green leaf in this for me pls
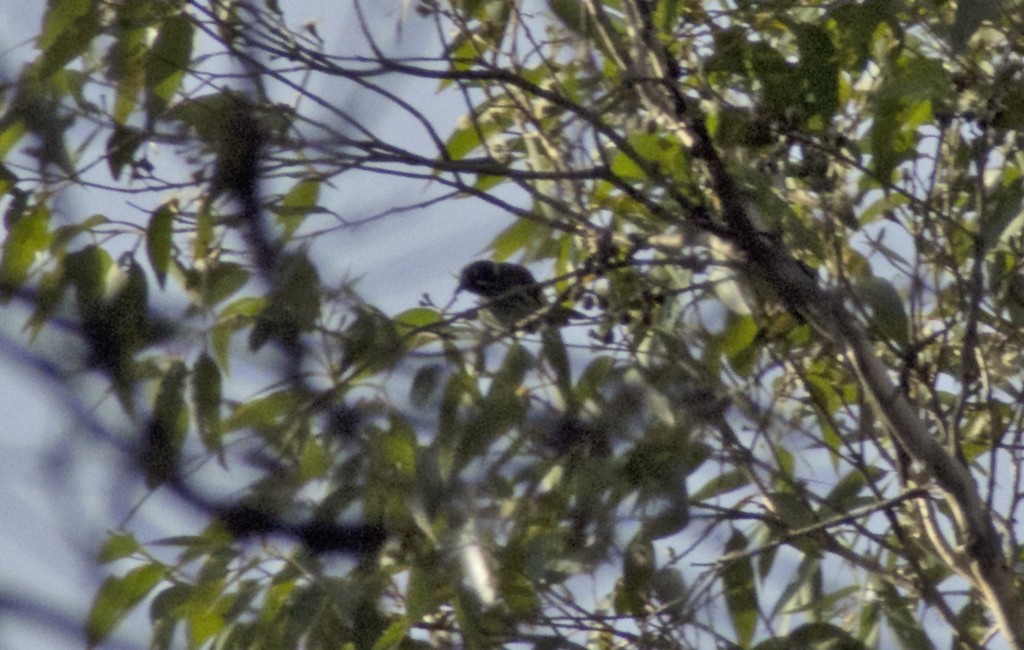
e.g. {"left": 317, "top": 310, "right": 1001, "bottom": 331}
{"left": 879, "top": 580, "right": 931, "bottom": 648}
{"left": 97, "top": 532, "right": 140, "bottom": 564}
{"left": 108, "top": 22, "right": 147, "bottom": 125}
{"left": 454, "top": 591, "right": 489, "bottom": 649}
{"left": 692, "top": 469, "right": 748, "bottom": 501}
{"left": 641, "top": 492, "right": 691, "bottom": 540}
{"left": 143, "top": 360, "right": 188, "bottom": 487}
{"left": 651, "top": 567, "right": 687, "bottom": 609}
{"left": 869, "top": 57, "right": 951, "bottom": 182}
{"left": 167, "top": 92, "right": 235, "bottom": 142}
{"left": 437, "top": 371, "right": 473, "bottom": 465}
{"left": 272, "top": 177, "right": 320, "bottom": 239}
{"left": 340, "top": 309, "right": 401, "bottom": 373}
{"left": 751, "top": 43, "right": 801, "bottom": 121}
{"left": 625, "top": 131, "right": 692, "bottom": 183}
{"left": 445, "top": 116, "right": 496, "bottom": 161}
{"left": 722, "top": 530, "right": 757, "bottom": 646}
{"left": 273, "top": 254, "right": 320, "bottom": 328}
{"left": 455, "top": 348, "right": 529, "bottom": 467}
{"left": 225, "top": 390, "right": 295, "bottom": 432}
{"left": 192, "top": 352, "right": 223, "bottom": 458}
{"left": 786, "top": 622, "right": 867, "bottom": 649}
{"left": 146, "top": 202, "right": 174, "bottom": 288}
{"left": 407, "top": 556, "right": 447, "bottom": 622}
{"left": 373, "top": 618, "right": 411, "bottom": 650}
{"left": 194, "top": 200, "right": 213, "bottom": 259}
{"left": 375, "top": 426, "right": 417, "bottom": 478}
{"left": 38, "top": 0, "right": 90, "bottom": 52}
{"left": 146, "top": 13, "right": 193, "bottom": 119}
{"left": 828, "top": 0, "right": 894, "bottom": 71}
{"left": 38, "top": 0, "right": 101, "bottom": 77}
{"left": 490, "top": 344, "right": 532, "bottom": 400}
{"left": 212, "top": 296, "right": 266, "bottom": 367}
{"left": 490, "top": 217, "right": 546, "bottom": 261}
{"left": 197, "top": 261, "right": 250, "bottom": 307}
{"left": 86, "top": 563, "right": 166, "bottom": 648}
{"left": 711, "top": 107, "right": 773, "bottom": 149}
{"left": 499, "top": 571, "right": 540, "bottom": 619}
{"left": 822, "top": 467, "right": 883, "bottom": 516}
{"left": 4, "top": 188, "right": 31, "bottom": 229}
{"left": 950, "top": 0, "right": 999, "bottom": 52}
{"left": 393, "top": 307, "right": 441, "bottom": 338}
{"left": 768, "top": 491, "right": 816, "bottom": 531}
{"left": 541, "top": 328, "right": 572, "bottom": 404}
{"left": 64, "top": 245, "right": 111, "bottom": 317}
{"left": 575, "top": 355, "right": 615, "bottom": 402}
{"left": 991, "top": 82, "right": 1024, "bottom": 130}
{"left": 0, "top": 121, "right": 26, "bottom": 161}
{"left": 706, "top": 27, "right": 749, "bottom": 75}
{"left": 793, "top": 23, "right": 839, "bottom": 124}
{"left": 152, "top": 613, "right": 177, "bottom": 649}
{"left": 298, "top": 438, "right": 329, "bottom": 480}
{"left": 0, "top": 171, "right": 21, "bottom": 211}
{"left": 853, "top": 276, "right": 909, "bottom": 348}
{"left": 610, "top": 148, "right": 647, "bottom": 181}
{"left": 410, "top": 364, "right": 444, "bottom": 407}
{"left": 473, "top": 172, "right": 506, "bottom": 192}
{"left": 857, "top": 191, "right": 909, "bottom": 226}
{"left": 106, "top": 257, "right": 150, "bottom": 352}
{"left": 188, "top": 605, "right": 225, "bottom": 646}
{"left": 0, "top": 204, "right": 51, "bottom": 300}
{"left": 617, "top": 533, "right": 655, "bottom": 616}
{"left": 105, "top": 124, "right": 145, "bottom": 181}
{"left": 149, "top": 582, "right": 192, "bottom": 623}
{"left": 868, "top": 101, "right": 907, "bottom": 184}
{"left": 980, "top": 172, "right": 1024, "bottom": 252}
{"left": 49, "top": 214, "right": 110, "bottom": 251}
{"left": 547, "top": 0, "right": 594, "bottom": 37}
{"left": 719, "top": 312, "right": 758, "bottom": 374}
{"left": 623, "top": 534, "right": 655, "bottom": 590}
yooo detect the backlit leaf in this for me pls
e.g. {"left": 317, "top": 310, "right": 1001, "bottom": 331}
{"left": 0, "top": 204, "right": 51, "bottom": 300}
{"left": 86, "top": 564, "right": 166, "bottom": 648}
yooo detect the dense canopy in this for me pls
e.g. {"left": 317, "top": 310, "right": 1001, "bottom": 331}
{"left": 2, "top": 0, "right": 1024, "bottom": 648}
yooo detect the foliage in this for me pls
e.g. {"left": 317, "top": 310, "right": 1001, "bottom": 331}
{"left": 3, "top": 0, "right": 1024, "bottom": 648}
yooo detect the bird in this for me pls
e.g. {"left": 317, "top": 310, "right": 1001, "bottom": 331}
{"left": 457, "top": 260, "right": 579, "bottom": 331}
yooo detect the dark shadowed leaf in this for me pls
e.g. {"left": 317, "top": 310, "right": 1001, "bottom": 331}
{"left": 722, "top": 530, "right": 757, "bottom": 646}
{"left": 192, "top": 352, "right": 223, "bottom": 459}
{"left": 854, "top": 276, "right": 909, "bottom": 348}
{"left": 146, "top": 202, "right": 174, "bottom": 288}
{"left": 38, "top": 0, "right": 101, "bottom": 78}
{"left": 142, "top": 359, "right": 187, "bottom": 487}
{"left": 145, "top": 13, "right": 193, "bottom": 119}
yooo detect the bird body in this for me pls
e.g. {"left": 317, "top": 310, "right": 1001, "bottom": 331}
{"left": 458, "top": 260, "right": 577, "bottom": 331}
